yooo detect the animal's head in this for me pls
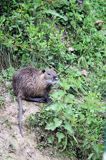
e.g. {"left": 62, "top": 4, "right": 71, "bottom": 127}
{"left": 42, "top": 68, "right": 58, "bottom": 85}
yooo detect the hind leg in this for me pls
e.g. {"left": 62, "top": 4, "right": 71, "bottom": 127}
{"left": 25, "top": 97, "right": 47, "bottom": 103}
{"left": 44, "top": 93, "right": 52, "bottom": 103}
{"left": 25, "top": 96, "right": 52, "bottom": 103}
{"left": 44, "top": 96, "right": 52, "bottom": 103}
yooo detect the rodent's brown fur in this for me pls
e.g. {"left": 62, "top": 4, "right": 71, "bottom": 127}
{"left": 12, "top": 67, "right": 58, "bottom": 136}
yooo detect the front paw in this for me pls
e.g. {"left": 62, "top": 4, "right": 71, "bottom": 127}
{"left": 45, "top": 97, "right": 52, "bottom": 103}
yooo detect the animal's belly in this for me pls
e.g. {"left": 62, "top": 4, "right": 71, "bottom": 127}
{"left": 23, "top": 85, "right": 46, "bottom": 98}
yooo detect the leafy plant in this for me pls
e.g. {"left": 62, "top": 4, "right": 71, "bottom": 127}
{"left": 1, "top": 66, "right": 15, "bottom": 81}
{"left": 28, "top": 66, "right": 105, "bottom": 159}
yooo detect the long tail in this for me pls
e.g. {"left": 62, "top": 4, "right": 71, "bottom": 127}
{"left": 17, "top": 97, "right": 23, "bottom": 137}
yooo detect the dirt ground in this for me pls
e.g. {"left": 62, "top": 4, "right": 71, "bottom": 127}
{"left": 0, "top": 84, "right": 69, "bottom": 160}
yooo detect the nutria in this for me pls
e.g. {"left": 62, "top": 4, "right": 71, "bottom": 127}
{"left": 12, "top": 67, "right": 58, "bottom": 136}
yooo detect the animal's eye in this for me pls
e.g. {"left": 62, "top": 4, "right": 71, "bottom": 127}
{"left": 48, "top": 73, "right": 51, "bottom": 75}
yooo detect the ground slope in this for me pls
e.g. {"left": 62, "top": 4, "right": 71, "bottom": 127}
{"left": 0, "top": 85, "right": 68, "bottom": 160}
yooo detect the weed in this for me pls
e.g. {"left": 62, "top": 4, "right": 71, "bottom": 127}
{"left": 28, "top": 66, "right": 105, "bottom": 159}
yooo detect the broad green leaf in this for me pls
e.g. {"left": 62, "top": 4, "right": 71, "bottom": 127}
{"left": 46, "top": 103, "right": 63, "bottom": 112}
{"left": 45, "top": 122, "right": 55, "bottom": 131}
{"left": 45, "top": 118, "right": 62, "bottom": 131}
{"left": 60, "top": 80, "right": 71, "bottom": 90}
{"left": 56, "top": 132, "right": 65, "bottom": 143}
{"left": 51, "top": 90, "right": 66, "bottom": 100}
{"left": 64, "top": 94, "right": 75, "bottom": 104}
{"left": 63, "top": 121, "right": 74, "bottom": 135}
{"left": 47, "top": 135, "right": 54, "bottom": 144}
{"left": 44, "top": 10, "right": 68, "bottom": 21}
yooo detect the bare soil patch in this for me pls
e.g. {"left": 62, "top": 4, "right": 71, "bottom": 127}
{"left": 0, "top": 84, "right": 69, "bottom": 160}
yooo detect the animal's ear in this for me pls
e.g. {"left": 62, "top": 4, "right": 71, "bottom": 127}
{"left": 42, "top": 69, "right": 45, "bottom": 73}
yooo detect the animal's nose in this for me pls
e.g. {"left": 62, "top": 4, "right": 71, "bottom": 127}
{"left": 53, "top": 76, "right": 58, "bottom": 80}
